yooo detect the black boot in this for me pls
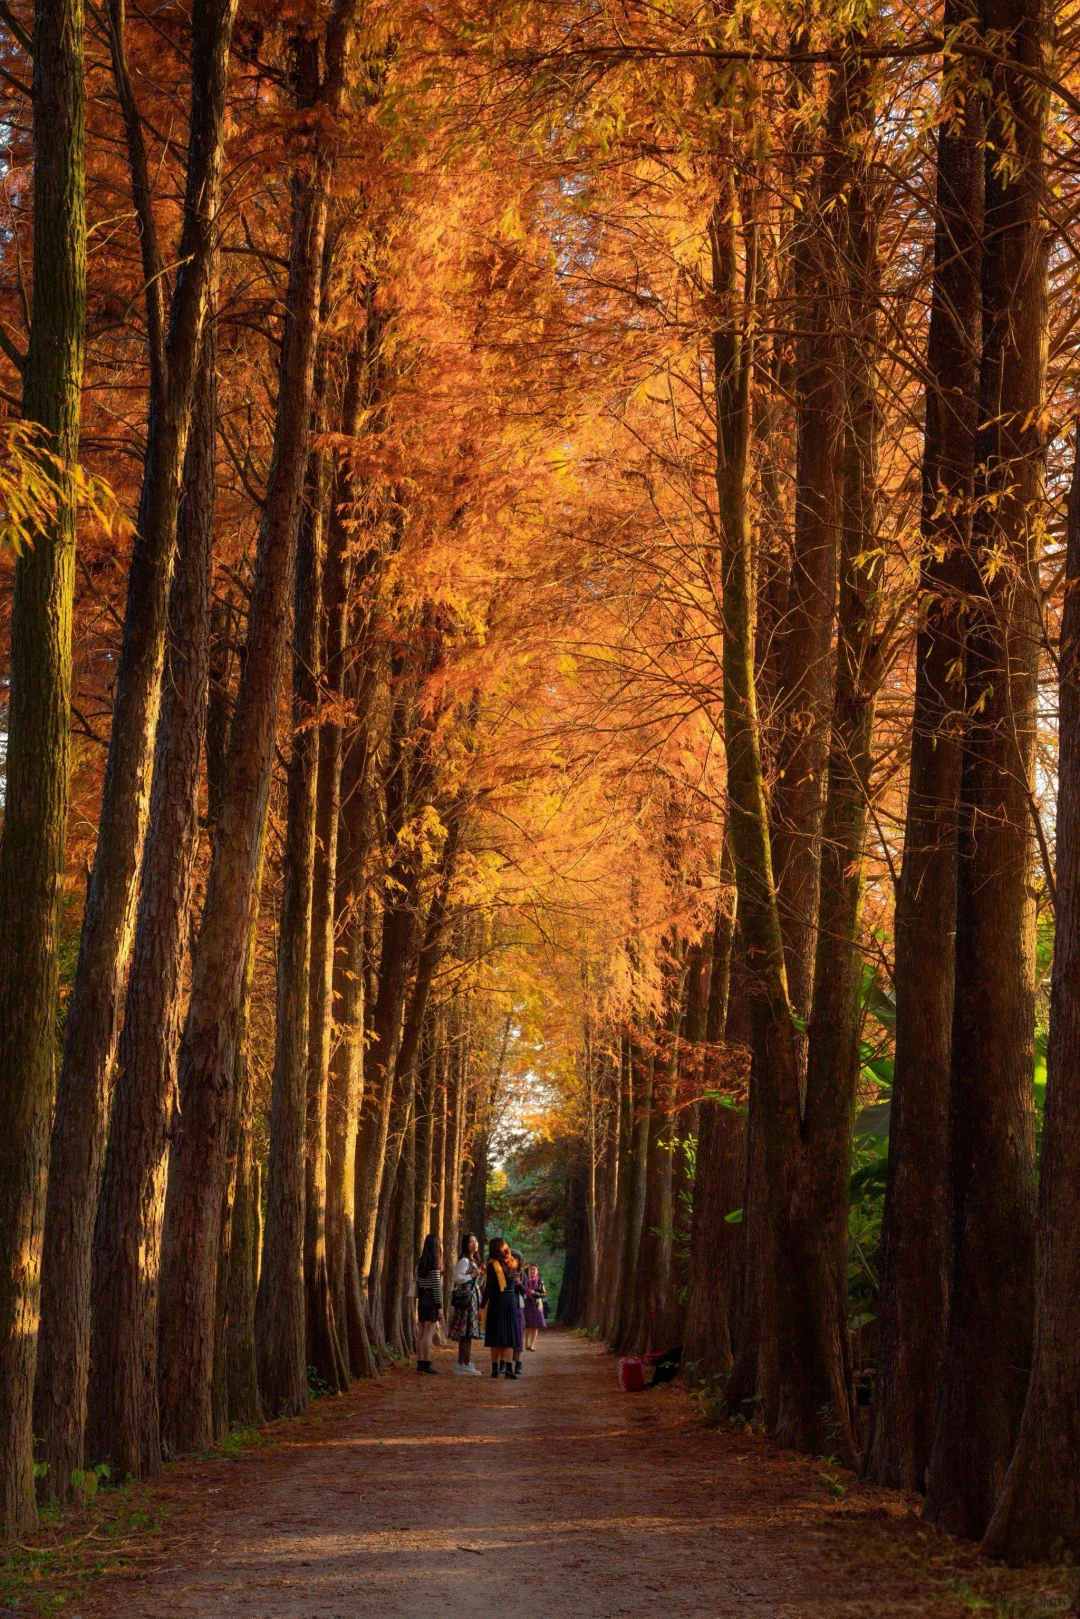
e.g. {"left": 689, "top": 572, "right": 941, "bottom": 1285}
{"left": 514, "top": 1360, "right": 523, "bottom": 1376}
{"left": 491, "top": 1363, "right": 500, "bottom": 1378}
{"left": 502, "top": 1361, "right": 518, "bottom": 1379}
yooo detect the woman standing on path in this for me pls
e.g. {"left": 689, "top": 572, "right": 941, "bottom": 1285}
{"left": 510, "top": 1249, "right": 526, "bottom": 1376}
{"left": 416, "top": 1233, "right": 443, "bottom": 1374}
{"left": 523, "top": 1264, "right": 546, "bottom": 1353}
{"left": 482, "top": 1238, "right": 520, "bottom": 1378}
{"left": 448, "top": 1232, "right": 484, "bottom": 1376}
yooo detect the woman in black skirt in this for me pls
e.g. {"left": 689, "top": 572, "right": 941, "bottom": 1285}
{"left": 481, "top": 1237, "right": 520, "bottom": 1379}
{"left": 415, "top": 1232, "right": 442, "bottom": 1374}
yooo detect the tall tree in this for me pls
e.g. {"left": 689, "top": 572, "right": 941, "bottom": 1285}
{"left": 35, "top": 0, "right": 238, "bottom": 1494}
{"left": 156, "top": 3, "right": 362, "bottom": 1454}
{"left": 255, "top": 452, "right": 326, "bottom": 1421}
{"left": 0, "top": 0, "right": 86, "bottom": 1536}
{"left": 981, "top": 441, "right": 1080, "bottom": 1563}
{"left": 783, "top": 39, "right": 881, "bottom": 1470}
{"left": 865, "top": 9, "right": 983, "bottom": 1492}
{"left": 924, "top": 0, "right": 1048, "bottom": 1535}
{"left": 85, "top": 331, "right": 217, "bottom": 1481}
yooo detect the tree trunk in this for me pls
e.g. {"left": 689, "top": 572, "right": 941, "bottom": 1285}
{"left": 225, "top": 1075, "right": 262, "bottom": 1428}
{"left": 415, "top": 1036, "right": 436, "bottom": 1258}
{"left": 443, "top": 1006, "right": 468, "bottom": 1302}
{"left": 85, "top": 337, "right": 216, "bottom": 1483}
{"left": 782, "top": 42, "right": 880, "bottom": 1469}
{"left": 768, "top": 46, "right": 843, "bottom": 1051}
{"left": 924, "top": 0, "right": 1047, "bottom": 1536}
{"left": 624, "top": 960, "right": 684, "bottom": 1353}
{"left": 612, "top": 1025, "right": 653, "bottom": 1354}
{"left": 865, "top": 6, "right": 983, "bottom": 1492}
{"left": 0, "top": 0, "right": 86, "bottom": 1535}
{"left": 355, "top": 696, "right": 424, "bottom": 1297}
{"left": 327, "top": 727, "right": 378, "bottom": 1379}
{"left": 601, "top": 1034, "right": 632, "bottom": 1343}
{"left": 981, "top": 442, "right": 1080, "bottom": 1563}
{"left": 684, "top": 874, "right": 741, "bottom": 1388}
{"left": 557, "top": 1161, "right": 589, "bottom": 1326}
{"left": 35, "top": 0, "right": 237, "bottom": 1495}
{"left": 155, "top": 18, "right": 357, "bottom": 1440}
{"left": 255, "top": 456, "right": 325, "bottom": 1421}
{"left": 711, "top": 153, "right": 803, "bottom": 1445}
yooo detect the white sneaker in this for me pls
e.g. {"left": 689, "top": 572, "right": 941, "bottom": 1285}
{"left": 464, "top": 1363, "right": 482, "bottom": 1376}
{"left": 452, "top": 1363, "right": 468, "bottom": 1375}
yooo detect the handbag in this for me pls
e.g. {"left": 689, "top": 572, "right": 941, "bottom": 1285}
{"left": 407, "top": 1279, "right": 418, "bottom": 1300}
{"left": 451, "top": 1283, "right": 472, "bottom": 1310}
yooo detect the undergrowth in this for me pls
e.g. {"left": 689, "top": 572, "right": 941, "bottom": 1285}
{"left": 1, "top": 1421, "right": 266, "bottom": 1615}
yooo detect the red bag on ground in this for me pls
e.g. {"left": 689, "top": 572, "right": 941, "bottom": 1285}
{"left": 619, "top": 1356, "right": 648, "bottom": 1392}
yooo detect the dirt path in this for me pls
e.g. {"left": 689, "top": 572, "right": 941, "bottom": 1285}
{"left": 71, "top": 1330, "right": 1074, "bottom": 1619}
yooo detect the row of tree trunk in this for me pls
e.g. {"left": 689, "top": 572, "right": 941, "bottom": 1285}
{"left": 563, "top": 0, "right": 1080, "bottom": 1565}
{"left": 0, "top": 0, "right": 503, "bottom": 1534}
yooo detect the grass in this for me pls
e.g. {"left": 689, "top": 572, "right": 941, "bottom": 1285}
{"left": 0, "top": 1486, "right": 167, "bottom": 1615}
{"left": 0, "top": 1422, "right": 268, "bottom": 1615}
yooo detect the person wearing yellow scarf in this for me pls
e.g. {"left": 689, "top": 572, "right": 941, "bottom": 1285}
{"left": 481, "top": 1238, "right": 520, "bottom": 1378}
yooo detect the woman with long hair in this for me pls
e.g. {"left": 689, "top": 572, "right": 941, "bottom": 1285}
{"left": 510, "top": 1249, "right": 526, "bottom": 1376}
{"left": 448, "top": 1231, "right": 484, "bottom": 1375}
{"left": 415, "top": 1232, "right": 443, "bottom": 1374}
{"left": 523, "top": 1263, "right": 546, "bottom": 1352}
{"left": 481, "top": 1237, "right": 520, "bottom": 1378}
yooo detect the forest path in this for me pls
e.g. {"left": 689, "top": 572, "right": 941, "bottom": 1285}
{"left": 76, "top": 1330, "right": 1068, "bottom": 1619}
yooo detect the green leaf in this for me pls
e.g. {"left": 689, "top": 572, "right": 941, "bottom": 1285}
{"left": 724, "top": 1208, "right": 743, "bottom": 1224}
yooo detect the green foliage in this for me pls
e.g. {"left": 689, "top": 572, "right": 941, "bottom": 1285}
{"left": 726, "top": 1390, "right": 764, "bottom": 1431}
{"left": 0, "top": 1483, "right": 168, "bottom": 1615}
{"left": 306, "top": 1366, "right": 336, "bottom": 1400}
{"left": 70, "top": 1462, "right": 110, "bottom": 1503}
{"left": 485, "top": 1144, "right": 567, "bottom": 1302}
{"left": 0, "top": 418, "right": 127, "bottom": 557}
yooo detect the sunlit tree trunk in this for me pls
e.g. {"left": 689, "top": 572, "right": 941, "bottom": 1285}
{"left": 36, "top": 0, "right": 237, "bottom": 1494}
{"left": 85, "top": 334, "right": 216, "bottom": 1482}
{"left": 0, "top": 0, "right": 85, "bottom": 1536}
{"left": 155, "top": 5, "right": 361, "bottom": 1444}
{"left": 327, "top": 729, "right": 378, "bottom": 1379}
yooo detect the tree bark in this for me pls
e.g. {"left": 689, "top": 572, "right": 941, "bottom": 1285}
{"left": 225, "top": 1070, "right": 262, "bottom": 1429}
{"left": 612, "top": 1023, "right": 653, "bottom": 1353}
{"left": 0, "top": 0, "right": 86, "bottom": 1536}
{"left": 782, "top": 42, "right": 880, "bottom": 1469}
{"left": 768, "top": 44, "right": 843, "bottom": 1049}
{"left": 327, "top": 730, "right": 378, "bottom": 1379}
{"left": 85, "top": 336, "right": 216, "bottom": 1482}
{"left": 684, "top": 873, "right": 741, "bottom": 1387}
{"left": 865, "top": 7, "right": 983, "bottom": 1492}
{"left": 355, "top": 689, "right": 424, "bottom": 1297}
{"left": 924, "top": 0, "right": 1047, "bottom": 1533}
{"left": 600, "top": 1034, "right": 632, "bottom": 1342}
{"left": 255, "top": 456, "right": 325, "bottom": 1421}
{"left": 35, "top": 0, "right": 237, "bottom": 1495}
{"left": 981, "top": 440, "right": 1080, "bottom": 1563}
{"left": 711, "top": 150, "right": 803, "bottom": 1446}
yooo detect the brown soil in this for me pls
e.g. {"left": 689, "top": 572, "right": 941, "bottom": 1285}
{"left": 44, "top": 1329, "right": 1077, "bottom": 1619}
